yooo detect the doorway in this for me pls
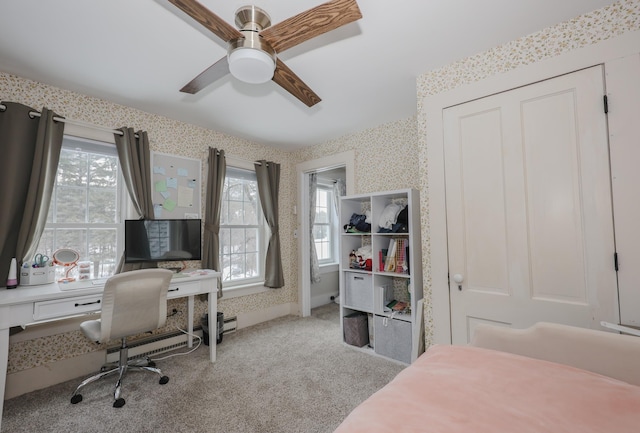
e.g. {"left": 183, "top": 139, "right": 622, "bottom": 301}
{"left": 297, "top": 151, "right": 355, "bottom": 317}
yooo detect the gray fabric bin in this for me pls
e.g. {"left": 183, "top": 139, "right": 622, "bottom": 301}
{"left": 374, "top": 315, "right": 412, "bottom": 363}
{"left": 344, "top": 312, "right": 369, "bottom": 347}
{"left": 344, "top": 272, "right": 373, "bottom": 312}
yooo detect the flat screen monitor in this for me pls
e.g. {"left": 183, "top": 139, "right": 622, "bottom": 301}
{"left": 124, "top": 219, "right": 202, "bottom": 263}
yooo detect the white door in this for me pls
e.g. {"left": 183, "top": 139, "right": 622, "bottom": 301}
{"left": 444, "top": 66, "right": 619, "bottom": 344}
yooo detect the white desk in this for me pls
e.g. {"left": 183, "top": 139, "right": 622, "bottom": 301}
{"left": 0, "top": 270, "right": 220, "bottom": 430}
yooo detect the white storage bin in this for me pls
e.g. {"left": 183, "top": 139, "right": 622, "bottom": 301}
{"left": 344, "top": 272, "right": 373, "bottom": 312}
{"left": 20, "top": 265, "right": 56, "bottom": 286}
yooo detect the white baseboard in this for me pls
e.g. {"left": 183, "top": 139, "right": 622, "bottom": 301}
{"left": 236, "top": 302, "right": 297, "bottom": 329}
{"left": 5, "top": 350, "right": 106, "bottom": 400}
{"left": 311, "top": 292, "right": 339, "bottom": 309}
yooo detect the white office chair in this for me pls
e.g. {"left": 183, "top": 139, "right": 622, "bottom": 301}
{"left": 70, "top": 268, "right": 173, "bottom": 408}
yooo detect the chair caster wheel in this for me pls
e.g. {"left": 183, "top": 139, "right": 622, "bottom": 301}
{"left": 159, "top": 376, "right": 169, "bottom": 385}
{"left": 113, "top": 398, "right": 126, "bottom": 408}
{"left": 70, "top": 394, "right": 83, "bottom": 404}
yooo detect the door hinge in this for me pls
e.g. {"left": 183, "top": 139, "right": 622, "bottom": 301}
{"left": 614, "top": 252, "right": 619, "bottom": 271}
{"left": 603, "top": 95, "right": 609, "bottom": 114}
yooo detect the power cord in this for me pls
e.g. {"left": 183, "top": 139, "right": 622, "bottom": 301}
{"left": 150, "top": 325, "right": 203, "bottom": 361}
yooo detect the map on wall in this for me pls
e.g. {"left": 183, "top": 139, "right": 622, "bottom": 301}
{"left": 151, "top": 151, "right": 201, "bottom": 219}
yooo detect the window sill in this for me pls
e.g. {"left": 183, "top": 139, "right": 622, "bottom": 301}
{"left": 319, "top": 263, "right": 339, "bottom": 274}
{"left": 222, "top": 282, "right": 269, "bottom": 299}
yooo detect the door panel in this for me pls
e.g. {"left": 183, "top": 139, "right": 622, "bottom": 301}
{"left": 522, "top": 91, "right": 587, "bottom": 304}
{"left": 459, "top": 108, "right": 510, "bottom": 296}
{"left": 445, "top": 66, "right": 619, "bottom": 344}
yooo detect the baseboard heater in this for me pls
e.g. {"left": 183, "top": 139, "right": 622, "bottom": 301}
{"left": 106, "top": 328, "right": 203, "bottom": 363}
{"left": 106, "top": 315, "right": 237, "bottom": 363}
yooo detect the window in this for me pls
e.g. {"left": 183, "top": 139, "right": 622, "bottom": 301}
{"left": 313, "top": 184, "right": 337, "bottom": 264}
{"left": 219, "top": 167, "right": 265, "bottom": 286}
{"left": 36, "top": 136, "right": 123, "bottom": 278}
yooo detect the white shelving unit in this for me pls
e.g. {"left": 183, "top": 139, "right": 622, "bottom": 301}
{"left": 339, "top": 189, "right": 423, "bottom": 364}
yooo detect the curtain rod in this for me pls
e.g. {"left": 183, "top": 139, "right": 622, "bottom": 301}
{"left": 0, "top": 102, "right": 125, "bottom": 136}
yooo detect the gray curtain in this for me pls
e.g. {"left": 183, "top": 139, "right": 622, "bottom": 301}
{"left": 203, "top": 147, "right": 225, "bottom": 298}
{"left": 309, "top": 173, "right": 321, "bottom": 283}
{"left": 255, "top": 160, "right": 284, "bottom": 288}
{"left": 0, "top": 102, "right": 64, "bottom": 284}
{"left": 114, "top": 127, "right": 156, "bottom": 273}
{"left": 333, "top": 178, "right": 346, "bottom": 216}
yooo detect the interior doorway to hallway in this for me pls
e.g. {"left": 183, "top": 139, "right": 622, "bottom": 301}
{"left": 297, "top": 151, "right": 355, "bottom": 317}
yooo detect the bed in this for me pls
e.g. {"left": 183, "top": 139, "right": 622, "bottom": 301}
{"left": 334, "top": 322, "right": 640, "bottom": 433}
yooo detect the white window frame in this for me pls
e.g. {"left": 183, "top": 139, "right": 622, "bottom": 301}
{"left": 37, "top": 132, "right": 130, "bottom": 279}
{"left": 219, "top": 162, "right": 268, "bottom": 290}
{"left": 313, "top": 182, "right": 338, "bottom": 266}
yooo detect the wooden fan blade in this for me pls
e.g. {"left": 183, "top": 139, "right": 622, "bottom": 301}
{"left": 260, "top": 0, "right": 362, "bottom": 53}
{"left": 169, "top": 0, "right": 242, "bottom": 42}
{"left": 180, "top": 56, "right": 229, "bottom": 94}
{"left": 272, "top": 59, "right": 321, "bottom": 107}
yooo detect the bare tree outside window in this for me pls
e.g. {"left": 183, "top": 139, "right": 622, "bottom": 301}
{"left": 36, "top": 137, "right": 120, "bottom": 278}
{"left": 219, "top": 167, "right": 264, "bottom": 284}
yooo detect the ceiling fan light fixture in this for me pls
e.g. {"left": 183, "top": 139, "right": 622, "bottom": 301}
{"left": 228, "top": 34, "right": 276, "bottom": 84}
{"left": 228, "top": 47, "right": 275, "bottom": 84}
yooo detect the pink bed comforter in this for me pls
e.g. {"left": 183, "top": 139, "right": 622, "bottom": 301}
{"left": 334, "top": 345, "right": 640, "bottom": 432}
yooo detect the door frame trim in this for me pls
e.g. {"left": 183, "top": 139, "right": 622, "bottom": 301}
{"left": 423, "top": 29, "right": 640, "bottom": 345}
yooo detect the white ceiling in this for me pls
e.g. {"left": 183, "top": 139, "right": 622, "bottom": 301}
{"left": 0, "top": 0, "right": 617, "bottom": 150}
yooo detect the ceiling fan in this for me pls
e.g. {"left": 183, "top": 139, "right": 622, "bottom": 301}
{"left": 169, "top": 0, "right": 362, "bottom": 107}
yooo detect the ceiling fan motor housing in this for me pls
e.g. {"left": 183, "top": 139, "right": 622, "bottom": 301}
{"left": 235, "top": 5, "right": 271, "bottom": 31}
{"left": 227, "top": 5, "right": 276, "bottom": 84}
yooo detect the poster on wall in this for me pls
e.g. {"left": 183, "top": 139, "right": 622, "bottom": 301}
{"left": 150, "top": 151, "right": 201, "bottom": 219}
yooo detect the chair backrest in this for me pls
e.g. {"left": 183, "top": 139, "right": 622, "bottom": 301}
{"left": 99, "top": 268, "right": 173, "bottom": 342}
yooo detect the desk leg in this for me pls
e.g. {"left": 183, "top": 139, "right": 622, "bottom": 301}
{"left": 187, "top": 295, "right": 194, "bottom": 348}
{"left": 208, "top": 287, "right": 217, "bottom": 363}
{"left": 0, "top": 327, "right": 9, "bottom": 431}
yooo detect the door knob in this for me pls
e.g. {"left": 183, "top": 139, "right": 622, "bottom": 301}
{"left": 453, "top": 274, "right": 464, "bottom": 291}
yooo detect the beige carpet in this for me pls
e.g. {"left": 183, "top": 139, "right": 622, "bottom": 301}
{"left": 1, "top": 304, "right": 405, "bottom": 433}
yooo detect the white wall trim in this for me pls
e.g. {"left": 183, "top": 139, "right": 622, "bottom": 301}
{"left": 6, "top": 350, "right": 105, "bottom": 399}
{"left": 63, "top": 123, "right": 116, "bottom": 144}
{"left": 311, "top": 291, "right": 339, "bottom": 309}
{"left": 222, "top": 283, "right": 269, "bottom": 299}
{"left": 319, "top": 264, "right": 338, "bottom": 274}
{"left": 235, "top": 302, "right": 297, "bottom": 329}
{"left": 424, "top": 29, "right": 640, "bottom": 345}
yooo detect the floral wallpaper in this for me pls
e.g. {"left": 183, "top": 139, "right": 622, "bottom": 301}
{"left": 3, "top": 0, "right": 640, "bottom": 376}
{"left": 291, "top": 115, "right": 420, "bottom": 193}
